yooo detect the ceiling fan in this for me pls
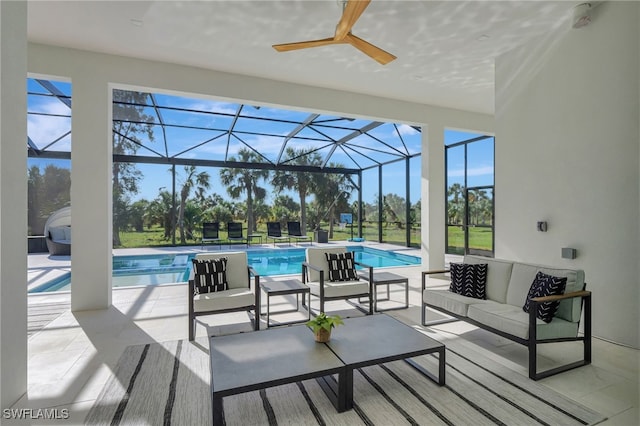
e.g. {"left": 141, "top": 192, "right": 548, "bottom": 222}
{"left": 272, "top": 0, "right": 396, "bottom": 65}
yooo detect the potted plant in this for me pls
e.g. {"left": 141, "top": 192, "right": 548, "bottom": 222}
{"left": 306, "top": 312, "right": 344, "bottom": 342}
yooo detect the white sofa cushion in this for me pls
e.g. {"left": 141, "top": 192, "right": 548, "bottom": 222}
{"left": 194, "top": 251, "right": 248, "bottom": 290}
{"left": 506, "top": 263, "right": 585, "bottom": 322}
{"left": 307, "top": 280, "right": 369, "bottom": 299}
{"left": 49, "top": 226, "right": 67, "bottom": 241}
{"left": 464, "top": 255, "right": 513, "bottom": 303}
{"left": 424, "top": 288, "right": 492, "bottom": 316}
{"left": 467, "top": 302, "right": 580, "bottom": 340}
{"left": 193, "top": 287, "right": 255, "bottom": 312}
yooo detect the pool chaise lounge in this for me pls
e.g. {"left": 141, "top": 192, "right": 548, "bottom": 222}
{"left": 267, "top": 222, "right": 290, "bottom": 246}
{"left": 287, "top": 221, "right": 312, "bottom": 245}
{"left": 44, "top": 206, "right": 71, "bottom": 255}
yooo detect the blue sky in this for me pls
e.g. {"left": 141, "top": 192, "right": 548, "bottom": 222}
{"left": 27, "top": 79, "right": 494, "bottom": 206}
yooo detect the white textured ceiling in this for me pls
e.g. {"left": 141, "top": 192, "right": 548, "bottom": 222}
{"left": 27, "top": 1, "right": 581, "bottom": 114}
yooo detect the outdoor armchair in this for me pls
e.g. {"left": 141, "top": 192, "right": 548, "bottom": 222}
{"left": 266, "top": 222, "right": 290, "bottom": 246}
{"left": 188, "top": 251, "right": 260, "bottom": 340}
{"left": 302, "top": 246, "right": 373, "bottom": 315}
{"left": 287, "top": 221, "right": 312, "bottom": 245}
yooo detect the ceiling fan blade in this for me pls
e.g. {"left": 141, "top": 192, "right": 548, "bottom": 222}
{"left": 334, "top": 0, "right": 371, "bottom": 41}
{"left": 272, "top": 37, "right": 343, "bottom": 52}
{"left": 345, "top": 33, "right": 396, "bottom": 65}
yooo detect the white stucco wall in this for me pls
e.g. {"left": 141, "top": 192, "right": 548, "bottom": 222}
{"left": 0, "top": 0, "right": 28, "bottom": 408}
{"left": 495, "top": 1, "right": 639, "bottom": 348}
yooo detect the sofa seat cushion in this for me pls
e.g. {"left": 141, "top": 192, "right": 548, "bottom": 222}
{"left": 49, "top": 226, "right": 68, "bottom": 241}
{"left": 424, "top": 289, "right": 492, "bottom": 317}
{"left": 307, "top": 280, "right": 369, "bottom": 298}
{"left": 193, "top": 287, "right": 254, "bottom": 313}
{"left": 467, "top": 303, "right": 579, "bottom": 340}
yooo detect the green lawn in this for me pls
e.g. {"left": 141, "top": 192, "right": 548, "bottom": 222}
{"left": 447, "top": 225, "right": 493, "bottom": 254}
{"left": 116, "top": 223, "right": 422, "bottom": 248}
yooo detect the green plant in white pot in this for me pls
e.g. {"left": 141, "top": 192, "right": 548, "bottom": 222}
{"left": 306, "top": 312, "right": 344, "bottom": 342}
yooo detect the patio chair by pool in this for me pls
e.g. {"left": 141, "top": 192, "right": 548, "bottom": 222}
{"left": 44, "top": 206, "right": 71, "bottom": 255}
{"left": 302, "top": 246, "right": 373, "bottom": 315}
{"left": 287, "top": 221, "right": 312, "bottom": 245}
{"left": 188, "top": 251, "right": 260, "bottom": 340}
{"left": 227, "top": 222, "right": 248, "bottom": 246}
{"left": 267, "top": 222, "right": 290, "bottom": 246}
{"left": 201, "top": 222, "right": 221, "bottom": 250}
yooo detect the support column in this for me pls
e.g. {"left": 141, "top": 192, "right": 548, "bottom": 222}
{"left": 70, "top": 76, "right": 112, "bottom": 311}
{"left": 0, "top": 0, "right": 28, "bottom": 408}
{"left": 405, "top": 157, "right": 411, "bottom": 247}
{"left": 423, "top": 123, "right": 446, "bottom": 269}
{"left": 357, "top": 172, "right": 362, "bottom": 238}
{"left": 378, "top": 165, "right": 383, "bottom": 243}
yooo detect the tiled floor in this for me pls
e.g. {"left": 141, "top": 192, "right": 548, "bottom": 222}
{"left": 12, "top": 244, "right": 640, "bottom": 425}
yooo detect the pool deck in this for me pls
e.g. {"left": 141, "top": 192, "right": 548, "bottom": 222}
{"left": 27, "top": 240, "right": 426, "bottom": 292}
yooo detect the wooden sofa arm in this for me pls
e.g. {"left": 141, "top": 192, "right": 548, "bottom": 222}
{"left": 530, "top": 290, "right": 591, "bottom": 303}
{"left": 421, "top": 269, "right": 450, "bottom": 290}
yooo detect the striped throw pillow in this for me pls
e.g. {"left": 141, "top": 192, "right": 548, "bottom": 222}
{"left": 325, "top": 252, "right": 358, "bottom": 282}
{"left": 192, "top": 257, "right": 228, "bottom": 294}
{"left": 523, "top": 271, "right": 567, "bottom": 323}
{"left": 449, "top": 263, "right": 488, "bottom": 299}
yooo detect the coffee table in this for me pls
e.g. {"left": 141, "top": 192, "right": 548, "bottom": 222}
{"left": 327, "top": 314, "right": 445, "bottom": 410}
{"left": 209, "top": 325, "right": 348, "bottom": 425}
{"left": 208, "top": 314, "right": 445, "bottom": 424}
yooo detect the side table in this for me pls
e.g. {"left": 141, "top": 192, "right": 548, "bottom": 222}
{"left": 260, "top": 279, "right": 310, "bottom": 327}
{"left": 358, "top": 271, "right": 409, "bottom": 312}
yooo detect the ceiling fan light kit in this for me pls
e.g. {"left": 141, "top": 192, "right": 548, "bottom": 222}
{"left": 272, "top": 0, "right": 396, "bottom": 65}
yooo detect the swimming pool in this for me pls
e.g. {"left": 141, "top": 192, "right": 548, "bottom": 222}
{"left": 29, "top": 246, "right": 421, "bottom": 293}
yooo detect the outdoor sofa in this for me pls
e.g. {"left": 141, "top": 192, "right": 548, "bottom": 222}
{"left": 422, "top": 255, "right": 592, "bottom": 380}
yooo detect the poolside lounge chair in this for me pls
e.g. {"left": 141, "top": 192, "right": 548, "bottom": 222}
{"left": 227, "top": 222, "right": 247, "bottom": 247}
{"left": 287, "top": 221, "right": 312, "bottom": 245}
{"left": 188, "top": 251, "right": 260, "bottom": 340}
{"left": 302, "top": 246, "right": 374, "bottom": 315}
{"left": 266, "top": 222, "right": 290, "bottom": 246}
{"left": 44, "top": 206, "right": 71, "bottom": 255}
{"left": 201, "top": 222, "right": 221, "bottom": 250}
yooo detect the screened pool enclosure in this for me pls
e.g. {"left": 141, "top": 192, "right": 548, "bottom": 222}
{"left": 27, "top": 78, "right": 422, "bottom": 249}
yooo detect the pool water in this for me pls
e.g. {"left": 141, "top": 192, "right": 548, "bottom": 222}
{"left": 29, "top": 246, "right": 421, "bottom": 293}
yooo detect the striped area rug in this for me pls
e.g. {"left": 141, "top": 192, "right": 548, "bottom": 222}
{"left": 85, "top": 328, "right": 606, "bottom": 426}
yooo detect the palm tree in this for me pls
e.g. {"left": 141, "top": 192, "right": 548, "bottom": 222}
{"left": 313, "top": 167, "right": 353, "bottom": 238}
{"left": 219, "top": 149, "right": 269, "bottom": 233}
{"left": 112, "top": 90, "right": 154, "bottom": 246}
{"left": 271, "top": 147, "right": 322, "bottom": 234}
{"left": 177, "top": 165, "right": 210, "bottom": 244}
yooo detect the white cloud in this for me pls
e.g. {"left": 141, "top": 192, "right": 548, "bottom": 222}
{"left": 28, "top": 99, "right": 71, "bottom": 150}
{"left": 448, "top": 165, "right": 494, "bottom": 177}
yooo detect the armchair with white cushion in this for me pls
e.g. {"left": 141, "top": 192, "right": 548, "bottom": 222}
{"left": 188, "top": 251, "right": 260, "bottom": 340}
{"left": 302, "top": 246, "right": 373, "bottom": 315}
